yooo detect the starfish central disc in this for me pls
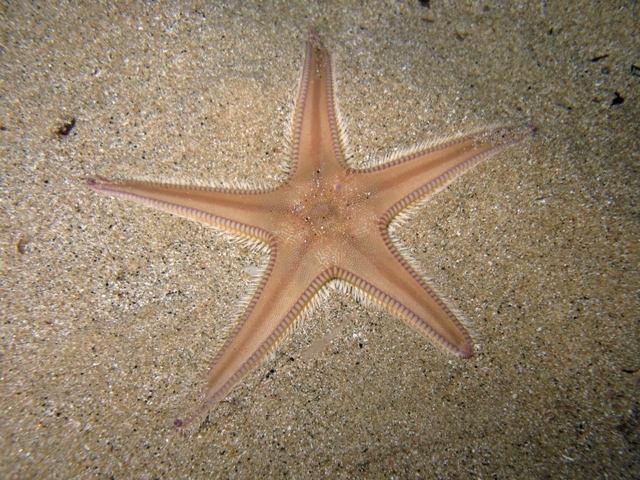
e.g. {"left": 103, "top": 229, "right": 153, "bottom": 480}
{"left": 309, "top": 202, "right": 335, "bottom": 227}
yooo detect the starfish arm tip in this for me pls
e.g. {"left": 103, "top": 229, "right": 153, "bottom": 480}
{"left": 87, "top": 176, "right": 111, "bottom": 192}
{"left": 459, "top": 342, "right": 474, "bottom": 358}
{"left": 173, "top": 411, "right": 206, "bottom": 434}
{"left": 87, "top": 177, "right": 102, "bottom": 188}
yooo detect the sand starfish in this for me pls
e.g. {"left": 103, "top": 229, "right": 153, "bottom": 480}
{"left": 89, "top": 32, "right": 530, "bottom": 430}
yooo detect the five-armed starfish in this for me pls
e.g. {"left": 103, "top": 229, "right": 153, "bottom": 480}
{"left": 89, "top": 32, "right": 529, "bottom": 430}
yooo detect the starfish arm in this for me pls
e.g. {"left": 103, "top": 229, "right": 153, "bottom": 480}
{"left": 88, "top": 178, "right": 281, "bottom": 242}
{"left": 359, "top": 125, "right": 532, "bottom": 217}
{"left": 174, "top": 240, "right": 328, "bottom": 430}
{"left": 335, "top": 232, "right": 473, "bottom": 357}
{"left": 289, "top": 31, "right": 348, "bottom": 182}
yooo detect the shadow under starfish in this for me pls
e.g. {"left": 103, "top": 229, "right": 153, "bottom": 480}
{"left": 88, "top": 31, "right": 533, "bottom": 431}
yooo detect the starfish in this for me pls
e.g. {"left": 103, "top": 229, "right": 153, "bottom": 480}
{"left": 89, "top": 31, "right": 530, "bottom": 430}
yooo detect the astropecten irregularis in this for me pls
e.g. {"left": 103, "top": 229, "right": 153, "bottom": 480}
{"left": 89, "top": 31, "right": 531, "bottom": 430}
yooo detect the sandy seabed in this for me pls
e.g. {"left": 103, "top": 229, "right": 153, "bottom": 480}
{"left": 1, "top": 2, "right": 638, "bottom": 478}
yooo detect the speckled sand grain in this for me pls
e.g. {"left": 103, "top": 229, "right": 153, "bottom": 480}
{"left": 1, "top": 2, "right": 638, "bottom": 478}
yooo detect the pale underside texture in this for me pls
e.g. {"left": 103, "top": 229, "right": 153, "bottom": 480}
{"left": 89, "top": 32, "right": 530, "bottom": 430}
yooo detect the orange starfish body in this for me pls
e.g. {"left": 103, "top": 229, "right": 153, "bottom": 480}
{"left": 89, "top": 32, "right": 530, "bottom": 430}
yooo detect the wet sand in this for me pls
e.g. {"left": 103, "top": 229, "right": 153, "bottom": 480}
{"left": 1, "top": 2, "right": 638, "bottom": 478}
